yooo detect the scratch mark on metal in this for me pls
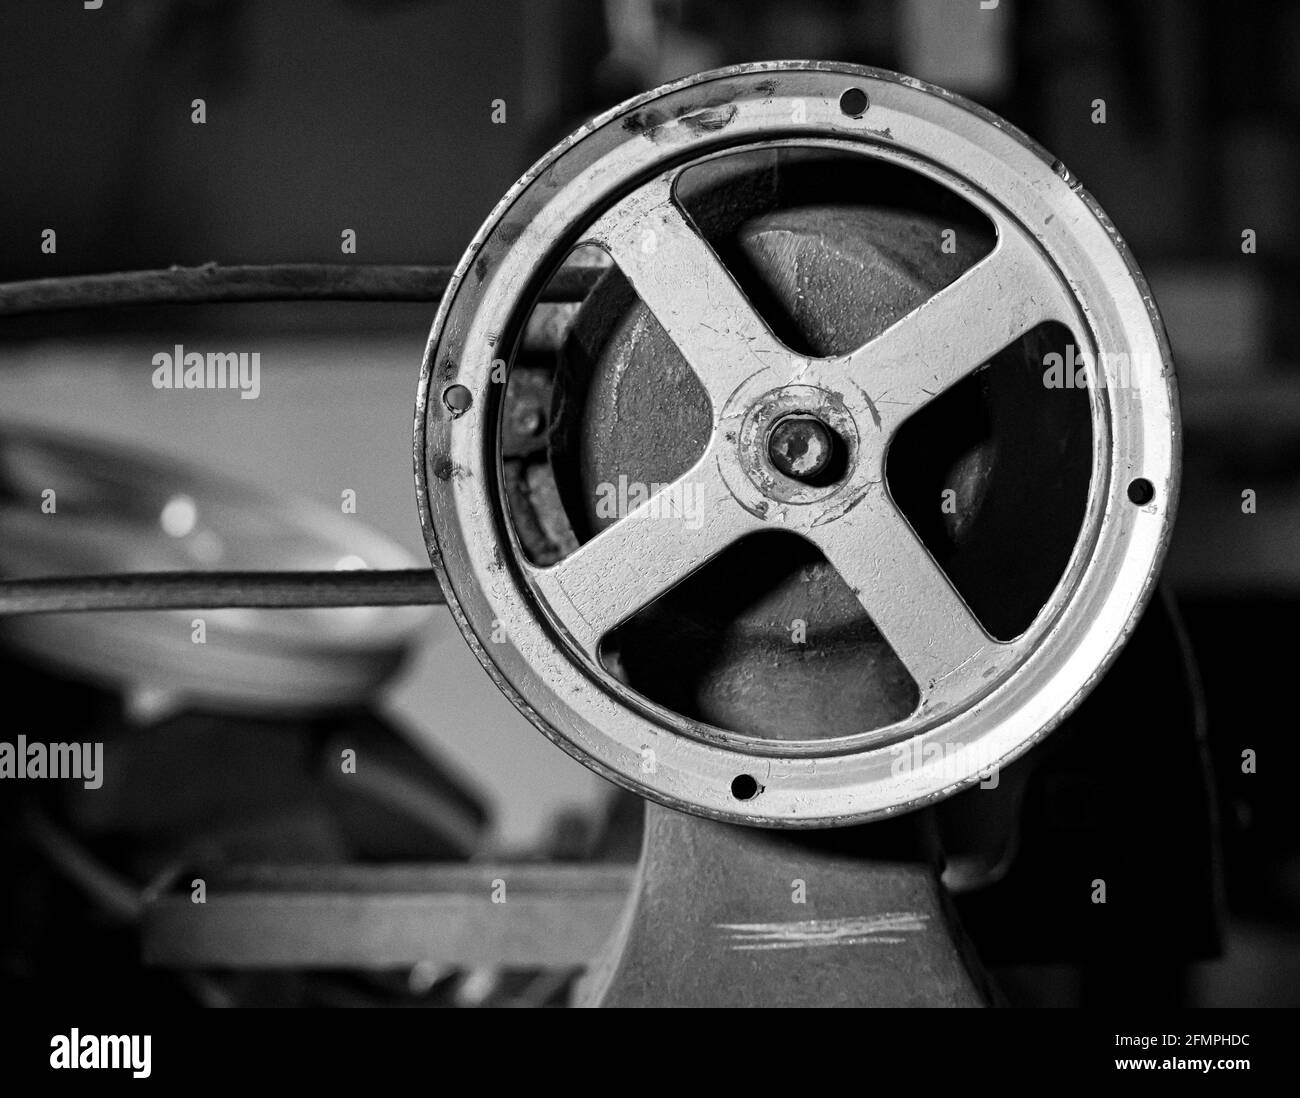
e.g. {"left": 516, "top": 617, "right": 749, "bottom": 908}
{"left": 716, "top": 912, "right": 929, "bottom": 950}
{"left": 861, "top": 391, "right": 882, "bottom": 429}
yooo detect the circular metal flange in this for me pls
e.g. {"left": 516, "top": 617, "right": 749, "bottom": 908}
{"left": 415, "top": 61, "right": 1180, "bottom": 828}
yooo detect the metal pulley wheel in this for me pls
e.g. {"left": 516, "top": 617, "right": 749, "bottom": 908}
{"left": 416, "top": 61, "right": 1179, "bottom": 827}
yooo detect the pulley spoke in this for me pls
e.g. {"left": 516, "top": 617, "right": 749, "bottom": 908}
{"left": 527, "top": 452, "right": 762, "bottom": 656}
{"left": 585, "top": 174, "right": 792, "bottom": 413}
{"left": 845, "top": 227, "right": 1074, "bottom": 434}
{"left": 810, "top": 485, "right": 1013, "bottom": 708}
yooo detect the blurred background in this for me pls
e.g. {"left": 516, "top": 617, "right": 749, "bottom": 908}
{"left": 0, "top": 0, "right": 1296, "bottom": 1006}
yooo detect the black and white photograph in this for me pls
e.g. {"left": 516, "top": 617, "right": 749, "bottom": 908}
{"left": 0, "top": 0, "right": 1294, "bottom": 1081}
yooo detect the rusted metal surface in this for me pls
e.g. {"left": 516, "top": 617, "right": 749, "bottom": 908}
{"left": 0, "top": 264, "right": 600, "bottom": 317}
{"left": 580, "top": 803, "right": 989, "bottom": 1006}
{"left": 142, "top": 864, "right": 633, "bottom": 969}
{"left": 0, "top": 569, "right": 443, "bottom": 615}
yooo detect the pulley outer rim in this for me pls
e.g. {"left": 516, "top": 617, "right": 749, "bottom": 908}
{"left": 415, "top": 60, "right": 1180, "bottom": 827}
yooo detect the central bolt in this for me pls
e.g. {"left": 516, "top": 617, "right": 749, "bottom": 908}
{"left": 767, "top": 413, "right": 836, "bottom": 482}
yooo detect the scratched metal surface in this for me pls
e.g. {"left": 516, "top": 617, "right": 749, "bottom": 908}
{"left": 580, "top": 803, "right": 988, "bottom": 1007}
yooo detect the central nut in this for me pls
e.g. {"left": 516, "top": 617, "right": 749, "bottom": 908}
{"left": 767, "top": 413, "right": 838, "bottom": 482}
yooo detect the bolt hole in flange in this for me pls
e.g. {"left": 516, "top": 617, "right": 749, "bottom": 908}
{"left": 418, "top": 63, "right": 1180, "bottom": 826}
{"left": 1128, "top": 477, "right": 1155, "bottom": 505}
{"left": 839, "top": 87, "right": 869, "bottom": 117}
{"left": 443, "top": 384, "right": 473, "bottom": 416}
